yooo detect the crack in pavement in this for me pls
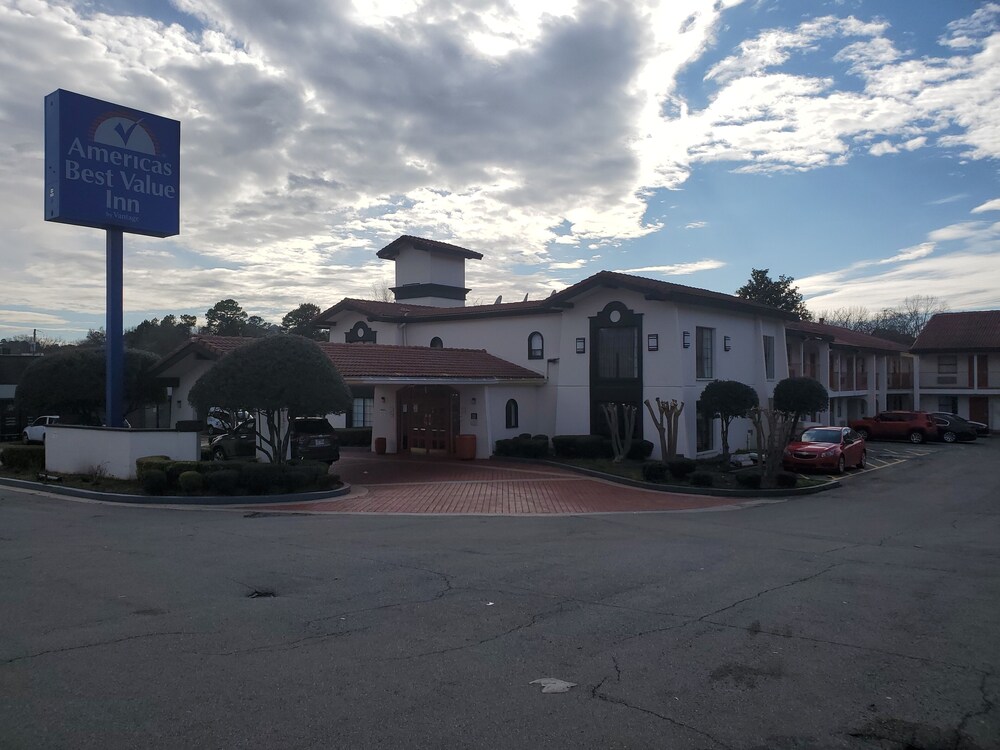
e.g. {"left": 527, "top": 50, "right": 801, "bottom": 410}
{"left": 3, "top": 631, "right": 204, "bottom": 664}
{"left": 381, "top": 602, "right": 574, "bottom": 662}
{"left": 592, "top": 687, "right": 733, "bottom": 749}
{"left": 957, "top": 669, "right": 997, "bottom": 741}
{"left": 203, "top": 627, "right": 370, "bottom": 657}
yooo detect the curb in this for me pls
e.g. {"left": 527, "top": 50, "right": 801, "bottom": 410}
{"left": 0, "top": 475, "right": 353, "bottom": 506}
{"left": 489, "top": 457, "right": 840, "bottom": 498}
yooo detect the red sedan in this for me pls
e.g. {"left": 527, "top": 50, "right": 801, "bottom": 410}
{"left": 782, "top": 426, "right": 867, "bottom": 474}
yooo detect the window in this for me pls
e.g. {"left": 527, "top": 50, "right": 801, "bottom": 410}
{"left": 505, "top": 399, "right": 519, "bottom": 428}
{"left": 350, "top": 397, "right": 374, "bottom": 427}
{"left": 938, "top": 355, "right": 957, "bottom": 374}
{"left": 597, "top": 327, "right": 638, "bottom": 378}
{"left": 938, "top": 396, "right": 958, "bottom": 414}
{"left": 528, "top": 332, "right": 544, "bottom": 360}
{"left": 430, "top": 337, "right": 443, "bottom": 348}
{"left": 763, "top": 335, "right": 775, "bottom": 380}
{"left": 696, "top": 400, "right": 714, "bottom": 452}
{"left": 696, "top": 327, "right": 714, "bottom": 379}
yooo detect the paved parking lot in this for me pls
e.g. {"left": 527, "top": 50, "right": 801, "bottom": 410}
{"left": 790, "top": 439, "right": 981, "bottom": 482}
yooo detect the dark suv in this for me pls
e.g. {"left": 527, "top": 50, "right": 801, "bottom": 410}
{"left": 848, "top": 411, "right": 937, "bottom": 444}
{"left": 289, "top": 418, "right": 340, "bottom": 463}
{"left": 210, "top": 417, "right": 340, "bottom": 463}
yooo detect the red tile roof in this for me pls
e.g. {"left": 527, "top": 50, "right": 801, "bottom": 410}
{"left": 155, "top": 336, "right": 544, "bottom": 382}
{"left": 313, "top": 297, "right": 556, "bottom": 325}
{"left": 377, "top": 235, "right": 484, "bottom": 261}
{"left": 786, "top": 320, "right": 910, "bottom": 352}
{"left": 911, "top": 311, "right": 1000, "bottom": 352}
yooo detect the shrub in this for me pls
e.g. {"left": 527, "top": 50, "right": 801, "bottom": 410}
{"left": 494, "top": 438, "right": 516, "bottom": 456}
{"left": 494, "top": 437, "right": 549, "bottom": 459}
{"left": 165, "top": 460, "right": 200, "bottom": 488}
{"left": 337, "top": 427, "right": 372, "bottom": 447}
{"left": 518, "top": 433, "right": 532, "bottom": 440}
{"left": 136, "top": 455, "right": 170, "bottom": 483}
{"left": 775, "top": 472, "right": 798, "bottom": 489}
{"left": 239, "top": 462, "right": 286, "bottom": 495}
{"left": 204, "top": 469, "right": 241, "bottom": 495}
{"left": 141, "top": 469, "right": 169, "bottom": 495}
{"left": 1, "top": 444, "right": 45, "bottom": 472}
{"left": 641, "top": 461, "right": 669, "bottom": 483}
{"left": 690, "top": 471, "right": 713, "bottom": 487}
{"left": 178, "top": 470, "right": 204, "bottom": 494}
{"left": 552, "top": 435, "right": 611, "bottom": 459}
{"left": 627, "top": 440, "right": 654, "bottom": 461}
{"left": 735, "top": 472, "right": 762, "bottom": 490}
{"left": 531, "top": 434, "right": 549, "bottom": 442}
{"left": 667, "top": 458, "right": 697, "bottom": 480}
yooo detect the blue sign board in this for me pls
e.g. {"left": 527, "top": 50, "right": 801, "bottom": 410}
{"left": 45, "top": 89, "right": 180, "bottom": 237}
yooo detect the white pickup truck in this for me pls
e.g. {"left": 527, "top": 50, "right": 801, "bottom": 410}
{"left": 22, "top": 415, "right": 60, "bottom": 444}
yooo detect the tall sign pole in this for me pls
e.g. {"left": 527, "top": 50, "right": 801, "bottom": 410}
{"left": 45, "top": 90, "right": 180, "bottom": 427}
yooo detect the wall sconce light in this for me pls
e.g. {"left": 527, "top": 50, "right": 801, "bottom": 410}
{"left": 576, "top": 337, "right": 586, "bottom": 354}
{"left": 647, "top": 334, "right": 658, "bottom": 352}
{"left": 724, "top": 336, "right": 732, "bottom": 351}
{"left": 380, "top": 396, "right": 386, "bottom": 403}
{"left": 471, "top": 397, "right": 477, "bottom": 405}
{"left": 682, "top": 331, "right": 691, "bottom": 348}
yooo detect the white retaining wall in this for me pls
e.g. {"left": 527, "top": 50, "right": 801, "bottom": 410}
{"left": 46, "top": 425, "right": 200, "bottom": 480}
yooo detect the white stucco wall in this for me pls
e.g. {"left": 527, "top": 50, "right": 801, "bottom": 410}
{"left": 46, "top": 425, "right": 199, "bottom": 479}
{"left": 393, "top": 247, "right": 466, "bottom": 289}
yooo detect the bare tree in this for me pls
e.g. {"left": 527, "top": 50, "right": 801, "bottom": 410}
{"left": 644, "top": 398, "right": 684, "bottom": 460}
{"left": 813, "top": 295, "right": 948, "bottom": 339}
{"left": 601, "top": 402, "right": 637, "bottom": 463}
{"left": 368, "top": 278, "right": 394, "bottom": 303}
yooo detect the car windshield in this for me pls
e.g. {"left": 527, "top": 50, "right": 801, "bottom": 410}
{"left": 292, "top": 419, "right": 333, "bottom": 434}
{"left": 800, "top": 428, "right": 842, "bottom": 443}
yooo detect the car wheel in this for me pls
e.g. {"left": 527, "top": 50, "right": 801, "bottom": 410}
{"left": 22, "top": 432, "right": 29, "bottom": 444}
{"left": 836, "top": 455, "right": 846, "bottom": 474}
{"left": 856, "top": 428, "right": 870, "bottom": 441}
{"left": 908, "top": 430, "right": 925, "bottom": 444}
{"left": 857, "top": 450, "right": 866, "bottom": 469}
{"left": 942, "top": 431, "right": 957, "bottom": 443}
{"left": 212, "top": 446, "right": 227, "bottom": 461}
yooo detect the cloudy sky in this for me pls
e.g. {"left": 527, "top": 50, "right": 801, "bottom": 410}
{"left": 2, "top": 0, "right": 999, "bottom": 342}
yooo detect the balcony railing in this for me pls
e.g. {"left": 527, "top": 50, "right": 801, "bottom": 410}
{"left": 887, "top": 374, "right": 913, "bottom": 389}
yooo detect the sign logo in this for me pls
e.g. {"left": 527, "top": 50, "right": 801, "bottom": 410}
{"left": 45, "top": 90, "right": 180, "bottom": 238}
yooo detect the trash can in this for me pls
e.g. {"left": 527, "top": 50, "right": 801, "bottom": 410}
{"left": 374, "top": 437, "right": 387, "bottom": 455}
{"left": 455, "top": 434, "right": 476, "bottom": 460}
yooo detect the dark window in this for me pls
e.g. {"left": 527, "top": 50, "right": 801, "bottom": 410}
{"left": 696, "top": 327, "right": 714, "bottom": 379}
{"left": 763, "top": 335, "right": 775, "bottom": 379}
{"left": 351, "top": 398, "right": 373, "bottom": 428}
{"left": 505, "top": 399, "right": 518, "bottom": 428}
{"left": 528, "top": 332, "right": 544, "bottom": 360}
{"left": 430, "top": 337, "right": 443, "bottom": 348}
{"left": 597, "top": 327, "right": 638, "bottom": 378}
{"left": 938, "top": 355, "right": 957, "bottom": 374}
{"left": 696, "top": 400, "right": 714, "bottom": 452}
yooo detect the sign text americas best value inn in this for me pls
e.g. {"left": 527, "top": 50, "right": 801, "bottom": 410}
{"left": 45, "top": 89, "right": 180, "bottom": 237}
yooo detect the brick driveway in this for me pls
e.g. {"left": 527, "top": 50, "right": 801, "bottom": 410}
{"left": 262, "top": 451, "right": 761, "bottom": 514}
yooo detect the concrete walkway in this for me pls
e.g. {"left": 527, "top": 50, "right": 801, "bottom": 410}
{"left": 259, "top": 452, "right": 767, "bottom": 514}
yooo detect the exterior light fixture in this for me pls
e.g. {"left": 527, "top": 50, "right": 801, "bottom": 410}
{"left": 724, "top": 336, "right": 732, "bottom": 351}
{"left": 682, "top": 331, "right": 691, "bottom": 348}
{"left": 647, "top": 334, "right": 658, "bottom": 352}
{"left": 576, "top": 337, "right": 586, "bottom": 354}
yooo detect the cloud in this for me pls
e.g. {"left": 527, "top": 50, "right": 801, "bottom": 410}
{"left": 971, "top": 198, "right": 1000, "bottom": 213}
{"left": 877, "top": 243, "right": 934, "bottom": 264}
{"left": 0, "top": 310, "right": 70, "bottom": 327}
{"left": 620, "top": 259, "right": 725, "bottom": 275}
{"left": 548, "top": 259, "right": 589, "bottom": 270}
{"left": 684, "top": 220, "right": 708, "bottom": 229}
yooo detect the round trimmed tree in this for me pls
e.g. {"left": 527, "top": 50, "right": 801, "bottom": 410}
{"left": 699, "top": 380, "right": 759, "bottom": 465}
{"left": 188, "top": 335, "right": 351, "bottom": 463}
{"left": 773, "top": 377, "right": 829, "bottom": 429}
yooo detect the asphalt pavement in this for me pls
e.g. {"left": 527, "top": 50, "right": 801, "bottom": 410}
{"left": 0, "top": 438, "right": 997, "bottom": 749}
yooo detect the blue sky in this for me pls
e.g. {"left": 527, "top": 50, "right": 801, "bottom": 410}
{"left": 1, "top": 0, "right": 998, "bottom": 342}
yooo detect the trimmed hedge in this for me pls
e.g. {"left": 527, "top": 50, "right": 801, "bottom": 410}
{"left": 552, "top": 435, "right": 610, "bottom": 459}
{"left": 0, "top": 444, "right": 46, "bottom": 472}
{"left": 690, "top": 471, "right": 714, "bottom": 487}
{"left": 775, "top": 472, "right": 799, "bottom": 489}
{"left": 667, "top": 459, "right": 697, "bottom": 480}
{"left": 337, "top": 427, "right": 372, "bottom": 447}
{"left": 641, "top": 461, "right": 669, "bottom": 483}
{"left": 495, "top": 436, "right": 550, "bottom": 459}
{"left": 735, "top": 472, "right": 762, "bottom": 489}
{"left": 133, "top": 456, "right": 337, "bottom": 496}
{"left": 627, "top": 440, "right": 654, "bottom": 461}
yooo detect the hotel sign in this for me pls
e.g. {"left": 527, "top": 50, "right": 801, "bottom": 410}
{"left": 44, "top": 89, "right": 180, "bottom": 237}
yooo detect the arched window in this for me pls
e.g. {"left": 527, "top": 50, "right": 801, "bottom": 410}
{"left": 505, "top": 399, "right": 519, "bottom": 429}
{"left": 528, "top": 332, "right": 544, "bottom": 360}
{"left": 430, "top": 337, "right": 443, "bottom": 348}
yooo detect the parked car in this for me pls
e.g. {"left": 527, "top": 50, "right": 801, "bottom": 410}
{"left": 22, "top": 415, "right": 59, "bottom": 444}
{"left": 782, "top": 426, "right": 866, "bottom": 474}
{"left": 206, "top": 408, "right": 251, "bottom": 435}
{"left": 928, "top": 412, "right": 989, "bottom": 438}
{"left": 210, "top": 417, "right": 340, "bottom": 464}
{"left": 927, "top": 413, "right": 978, "bottom": 443}
{"left": 848, "top": 411, "right": 937, "bottom": 444}
{"left": 289, "top": 417, "right": 340, "bottom": 464}
{"left": 209, "top": 420, "right": 257, "bottom": 460}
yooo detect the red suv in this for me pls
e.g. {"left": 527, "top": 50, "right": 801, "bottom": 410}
{"left": 848, "top": 411, "right": 937, "bottom": 444}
